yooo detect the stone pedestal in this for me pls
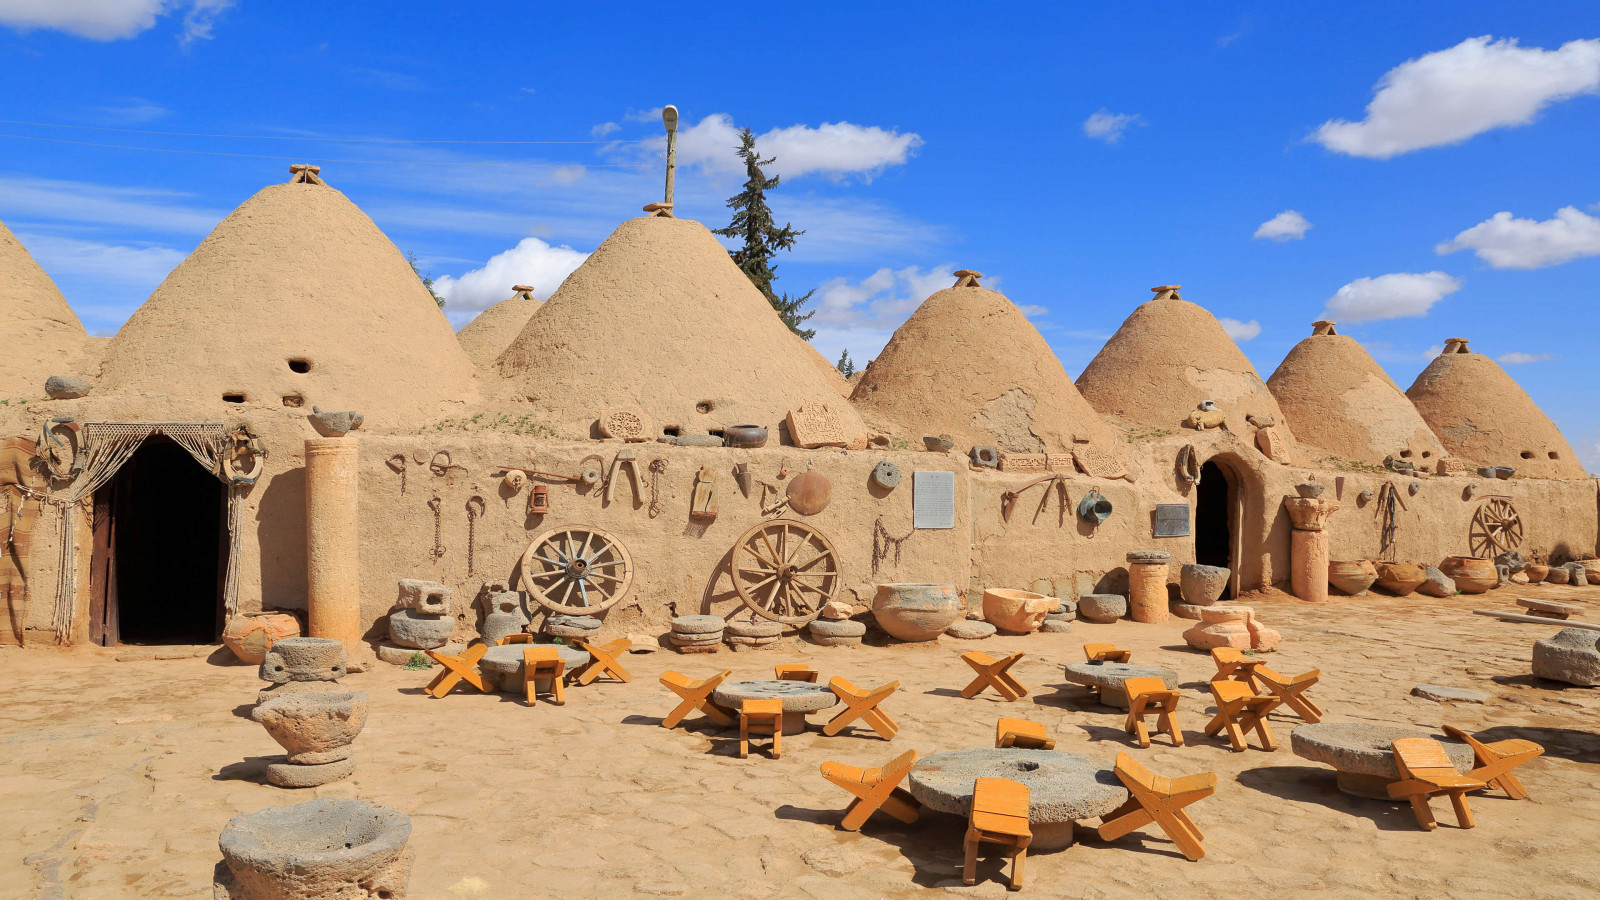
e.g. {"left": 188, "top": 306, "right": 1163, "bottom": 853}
{"left": 305, "top": 438, "right": 361, "bottom": 659}
{"left": 1125, "top": 551, "right": 1170, "bottom": 624}
{"left": 1285, "top": 497, "right": 1336, "bottom": 604}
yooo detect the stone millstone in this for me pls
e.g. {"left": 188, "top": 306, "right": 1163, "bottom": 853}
{"left": 1290, "top": 722, "right": 1474, "bottom": 781}
{"left": 674, "top": 643, "right": 721, "bottom": 654}
{"left": 945, "top": 620, "right": 997, "bottom": 639}
{"left": 671, "top": 615, "right": 725, "bottom": 635}
{"left": 725, "top": 634, "right": 782, "bottom": 646}
{"left": 545, "top": 620, "right": 602, "bottom": 640}
{"left": 1416, "top": 566, "right": 1456, "bottom": 598}
{"left": 386, "top": 608, "right": 455, "bottom": 649}
{"left": 1411, "top": 684, "right": 1492, "bottom": 703}
{"left": 1516, "top": 597, "right": 1582, "bottom": 619}
{"left": 1532, "top": 628, "right": 1600, "bottom": 686}
{"left": 726, "top": 619, "right": 784, "bottom": 638}
{"left": 908, "top": 749, "right": 1127, "bottom": 825}
{"left": 669, "top": 631, "right": 722, "bottom": 646}
{"left": 258, "top": 637, "right": 347, "bottom": 684}
{"left": 1170, "top": 602, "right": 1207, "bottom": 620}
{"left": 1062, "top": 662, "right": 1179, "bottom": 708}
{"left": 1039, "top": 620, "right": 1073, "bottom": 633}
{"left": 809, "top": 618, "right": 865, "bottom": 646}
{"left": 265, "top": 755, "right": 357, "bottom": 788}
{"left": 1077, "top": 594, "right": 1127, "bottom": 623}
{"left": 376, "top": 641, "right": 464, "bottom": 666}
{"left": 729, "top": 641, "right": 780, "bottom": 652}
{"left": 1054, "top": 599, "right": 1077, "bottom": 617}
{"left": 256, "top": 680, "right": 341, "bottom": 706}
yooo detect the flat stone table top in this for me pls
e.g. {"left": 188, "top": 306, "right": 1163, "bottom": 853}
{"left": 907, "top": 749, "right": 1127, "bottom": 849}
{"left": 1291, "top": 722, "right": 1475, "bottom": 792}
{"left": 479, "top": 643, "right": 591, "bottom": 675}
{"left": 712, "top": 680, "right": 838, "bottom": 713}
{"left": 1062, "top": 661, "right": 1179, "bottom": 708}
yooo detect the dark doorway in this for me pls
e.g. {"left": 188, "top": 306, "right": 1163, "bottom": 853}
{"left": 89, "top": 438, "right": 227, "bottom": 645}
{"left": 1195, "top": 460, "right": 1233, "bottom": 600}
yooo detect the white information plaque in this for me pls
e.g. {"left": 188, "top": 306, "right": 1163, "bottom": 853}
{"left": 913, "top": 470, "right": 956, "bottom": 529}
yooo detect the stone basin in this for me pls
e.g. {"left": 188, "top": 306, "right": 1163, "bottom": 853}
{"left": 981, "top": 588, "right": 1054, "bottom": 634}
{"left": 1062, "top": 661, "right": 1179, "bottom": 708}
{"left": 872, "top": 583, "right": 963, "bottom": 642}
{"left": 214, "top": 798, "right": 412, "bottom": 899}
{"left": 252, "top": 691, "right": 368, "bottom": 765}
{"left": 907, "top": 749, "right": 1128, "bottom": 850}
{"left": 1290, "top": 722, "right": 1475, "bottom": 799}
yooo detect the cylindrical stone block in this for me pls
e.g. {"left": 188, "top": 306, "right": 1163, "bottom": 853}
{"left": 1291, "top": 528, "right": 1329, "bottom": 603}
{"left": 1127, "top": 562, "right": 1169, "bottom": 624}
{"left": 306, "top": 438, "right": 361, "bottom": 657}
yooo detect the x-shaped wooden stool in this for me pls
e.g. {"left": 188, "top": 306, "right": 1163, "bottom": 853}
{"left": 995, "top": 717, "right": 1054, "bottom": 749}
{"left": 1124, "top": 676, "right": 1183, "bottom": 748}
{"left": 1084, "top": 642, "right": 1132, "bottom": 663}
{"left": 776, "top": 664, "right": 819, "bottom": 682}
{"left": 660, "top": 668, "right": 734, "bottom": 729}
{"left": 960, "top": 651, "right": 1028, "bottom": 701}
{"left": 1098, "top": 752, "right": 1215, "bottom": 861}
{"left": 1254, "top": 665, "right": 1323, "bottom": 723}
{"left": 824, "top": 676, "right": 900, "bottom": 740}
{"left": 1209, "top": 647, "right": 1267, "bottom": 692}
{"left": 523, "top": 646, "right": 566, "bottom": 705}
{"left": 574, "top": 638, "right": 632, "bottom": 685}
{"left": 424, "top": 643, "right": 490, "bottom": 698}
{"left": 1441, "top": 724, "right": 1543, "bottom": 799}
{"left": 821, "top": 749, "right": 922, "bottom": 831}
{"left": 740, "top": 698, "right": 783, "bottom": 759}
{"left": 1204, "top": 681, "right": 1279, "bottom": 751}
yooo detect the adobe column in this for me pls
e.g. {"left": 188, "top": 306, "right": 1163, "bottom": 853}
{"left": 305, "top": 436, "right": 361, "bottom": 660}
{"left": 1285, "top": 492, "right": 1337, "bottom": 603}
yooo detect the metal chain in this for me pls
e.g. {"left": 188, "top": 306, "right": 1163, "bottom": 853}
{"left": 465, "top": 494, "right": 486, "bottom": 575}
{"left": 647, "top": 458, "right": 667, "bottom": 518}
{"left": 388, "top": 454, "right": 407, "bottom": 495}
{"left": 428, "top": 495, "right": 445, "bottom": 561}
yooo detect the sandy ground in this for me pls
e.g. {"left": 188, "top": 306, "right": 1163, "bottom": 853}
{"left": 4, "top": 584, "right": 1600, "bottom": 900}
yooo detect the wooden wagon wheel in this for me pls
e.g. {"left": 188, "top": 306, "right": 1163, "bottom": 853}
{"left": 731, "top": 518, "right": 841, "bottom": 625}
{"left": 1469, "top": 498, "right": 1523, "bottom": 558}
{"left": 518, "top": 526, "right": 634, "bottom": 615}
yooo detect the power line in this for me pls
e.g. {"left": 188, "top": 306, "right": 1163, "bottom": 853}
{"left": 0, "top": 118, "right": 660, "bottom": 145}
{"left": 0, "top": 133, "right": 657, "bottom": 167}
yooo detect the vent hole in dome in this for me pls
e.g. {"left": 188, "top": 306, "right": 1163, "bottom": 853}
{"left": 1399, "top": 450, "right": 1413, "bottom": 458}
{"left": 282, "top": 394, "right": 304, "bottom": 408}
{"left": 696, "top": 401, "right": 714, "bottom": 414}
{"left": 288, "top": 358, "right": 311, "bottom": 374}
{"left": 1520, "top": 451, "right": 1534, "bottom": 459}
{"left": 1549, "top": 451, "right": 1560, "bottom": 460}
{"left": 223, "top": 393, "right": 246, "bottom": 404}
{"left": 1421, "top": 451, "right": 1432, "bottom": 458}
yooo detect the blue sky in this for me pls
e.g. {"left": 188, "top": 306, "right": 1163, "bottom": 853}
{"left": 2, "top": 2, "right": 1598, "bottom": 469}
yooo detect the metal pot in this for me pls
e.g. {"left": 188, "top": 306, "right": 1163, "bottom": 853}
{"left": 723, "top": 425, "right": 768, "bottom": 449}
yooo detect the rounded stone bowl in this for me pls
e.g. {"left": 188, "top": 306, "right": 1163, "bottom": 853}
{"left": 982, "top": 588, "right": 1054, "bottom": 634}
{"left": 387, "top": 609, "right": 454, "bottom": 650}
{"left": 872, "top": 583, "right": 963, "bottom": 642}
{"left": 1179, "top": 564, "right": 1230, "bottom": 606}
{"left": 1076, "top": 594, "right": 1127, "bottom": 623}
{"left": 215, "top": 799, "right": 412, "bottom": 900}
{"left": 252, "top": 691, "right": 368, "bottom": 765}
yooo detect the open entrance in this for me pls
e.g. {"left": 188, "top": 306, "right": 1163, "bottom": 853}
{"left": 1195, "top": 460, "right": 1234, "bottom": 600}
{"left": 89, "top": 438, "right": 228, "bottom": 646}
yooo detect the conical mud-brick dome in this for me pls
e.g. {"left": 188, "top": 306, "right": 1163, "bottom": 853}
{"left": 98, "top": 167, "right": 477, "bottom": 424}
{"left": 0, "top": 218, "right": 97, "bottom": 398}
{"left": 1076, "top": 286, "right": 1294, "bottom": 440}
{"left": 793, "top": 333, "right": 852, "bottom": 398}
{"left": 1406, "top": 338, "right": 1585, "bottom": 479}
{"left": 851, "top": 271, "right": 1115, "bottom": 453}
{"left": 457, "top": 285, "right": 542, "bottom": 368}
{"left": 496, "top": 212, "right": 866, "bottom": 440}
{"left": 1268, "top": 321, "right": 1445, "bottom": 467}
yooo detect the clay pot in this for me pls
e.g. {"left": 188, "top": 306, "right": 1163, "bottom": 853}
{"left": 1523, "top": 564, "right": 1550, "bottom": 584}
{"left": 981, "top": 588, "right": 1055, "bottom": 634}
{"left": 1374, "top": 563, "right": 1427, "bottom": 597}
{"left": 223, "top": 612, "right": 302, "bottom": 665}
{"left": 1179, "top": 564, "right": 1230, "bottom": 606}
{"left": 1440, "top": 556, "right": 1497, "bottom": 594}
{"left": 723, "top": 425, "right": 768, "bottom": 449}
{"left": 1328, "top": 560, "right": 1378, "bottom": 596}
{"left": 214, "top": 799, "right": 412, "bottom": 900}
{"left": 252, "top": 691, "right": 368, "bottom": 764}
{"left": 871, "top": 583, "right": 963, "bottom": 642}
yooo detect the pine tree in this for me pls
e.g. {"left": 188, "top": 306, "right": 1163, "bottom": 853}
{"left": 407, "top": 252, "right": 446, "bottom": 309}
{"left": 714, "top": 128, "right": 815, "bottom": 339}
{"left": 835, "top": 349, "right": 855, "bottom": 378}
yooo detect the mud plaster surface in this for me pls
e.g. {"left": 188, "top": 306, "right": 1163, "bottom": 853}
{"left": 5, "top": 583, "right": 1599, "bottom": 898}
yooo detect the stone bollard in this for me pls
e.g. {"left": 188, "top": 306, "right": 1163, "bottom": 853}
{"left": 305, "top": 438, "right": 361, "bottom": 660}
{"left": 1284, "top": 496, "right": 1338, "bottom": 603}
{"left": 1125, "top": 551, "right": 1171, "bottom": 624}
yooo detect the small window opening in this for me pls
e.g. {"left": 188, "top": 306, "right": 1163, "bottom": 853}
{"left": 662, "top": 425, "right": 682, "bottom": 437}
{"left": 282, "top": 394, "right": 304, "bottom": 408}
{"left": 288, "top": 359, "right": 311, "bottom": 374}
{"left": 223, "top": 393, "right": 246, "bottom": 404}
{"left": 1421, "top": 451, "right": 1432, "bottom": 459}
{"left": 1549, "top": 451, "right": 1560, "bottom": 460}
{"left": 1399, "top": 450, "right": 1413, "bottom": 458}
{"left": 695, "top": 401, "right": 714, "bottom": 414}
{"left": 1520, "top": 450, "right": 1534, "bottom": 460}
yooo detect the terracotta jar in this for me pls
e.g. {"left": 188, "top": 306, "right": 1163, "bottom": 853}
{"left": 981, "top": 588, "right": 1054, "bottom": 634}
{"left": 1523, "top": 564, "right": 1550, "bottom": 584}
{"left": 872, "top": 584, "right": 963, "bottom": 642}
{"left": 223, "top": 612, "right": 303, "bottom": 664}
{"left": 1328, "top": 560, "right": 1378, "bottom": 596}
{"left": 1374, "top": 563, "right": 1427, "bottom": 597}
{"left": 1440, "top": 557, "right": 1497, "bottom": 594}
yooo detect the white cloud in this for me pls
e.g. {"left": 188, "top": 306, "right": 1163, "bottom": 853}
{"left": 1498, "top": 351, "right": 1553, "bottom": 364}
{"left": 0, "top": 175, "right": 221, "bottom": 233}
{"left": 1323, "top": 271, "right": 1462, "bottom": 323}
{"left": 1083, "top": 109, "right": 1143, "bottom": 144}
{"left": 1313, "top": 36, "right": 1600, "bottom": 158}
{"left": 0, "top": 0, "right": 230, "bottom": 43}
{"left": 1421, "top": 344, "right": 1445, "bottom": 360}
{"left": 1017, "top": 305, "right": 1048, "bottom": 318}
{"left": 671, "top": 114, "right": 923, "bottom": 182}
{"left": 591, "top": 122, "right": 621, "bottom": 138}
{"left": 96, "top": 98, "right": 170, "bottom": 123}
{"left": 18, "top": 233, "right": 185, "bottom": 284}
{"left": 1219, "top": 317, "right": 1262, "bottom": 341}
{"left": 433, "top": 237, "right": 589, "bottom": 326}
{"left": 1436, "top": 205, "right": 1600, "bottom": 269}
{"left": 1253, "top": 210, "right": 1311, "bottom": 242}
{"left": 805, "top": 265, "right": 978, "bottom": 364}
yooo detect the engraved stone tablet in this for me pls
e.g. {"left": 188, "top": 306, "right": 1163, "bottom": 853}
{"left": 913, "top": 470, "right": 956, "bottom": 530}
{"left": 1154, "top": 504, "right": 1191, "bottom": 538}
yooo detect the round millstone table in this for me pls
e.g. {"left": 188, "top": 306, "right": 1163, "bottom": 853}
{"left": 907, "top": 749, "right": 1128, "bottom": 850}
{"left": 711, "top": 680, "right": 837, "bottom": 735}
{"left": 1062, "top": 661, "right": 1180, "bottom": 709}
{"left": 479, "top": 643, "right": 591, "bottom": 693}
{"left": 1291, "top": 722, "right": 1476, "bottom": 799}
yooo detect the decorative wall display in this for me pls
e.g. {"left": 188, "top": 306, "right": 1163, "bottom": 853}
{"left": 913, "top": 470, "right": 956, "bottom": 529}
{"left": 1154, "top": 503, "right": 1191, "bottom": 538}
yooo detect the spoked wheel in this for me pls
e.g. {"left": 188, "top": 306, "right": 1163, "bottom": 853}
{"left": 1469, "top": 498, "right": 1523, "bottom": 558}
{"left": 519, "top": 526, "right": 634, "bottom": 615}
{"left": 731, "top": 519, "right": 841, "bottom": 625}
